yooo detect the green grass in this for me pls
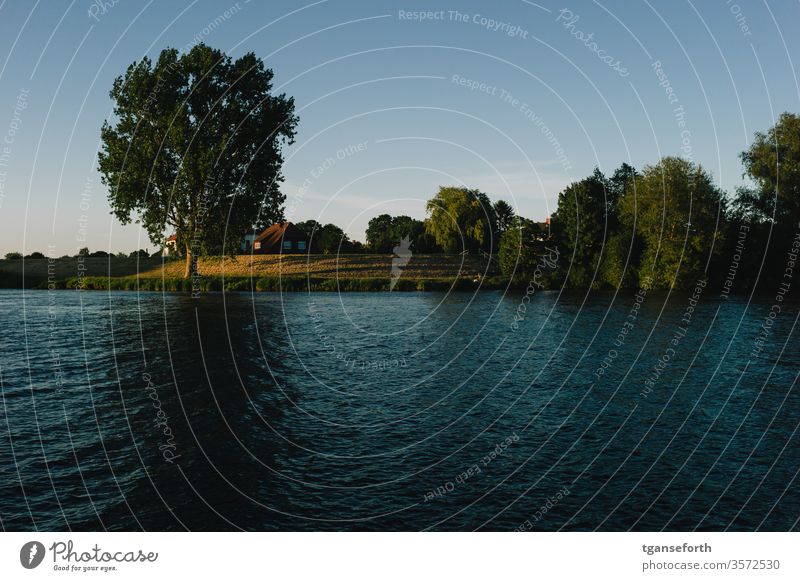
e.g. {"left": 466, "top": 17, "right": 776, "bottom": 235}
{"left": 0, "top": 254, "right": 511, "bottom": 292}
{"left": 0, "top": 254, "right": 501, "bottom": 290}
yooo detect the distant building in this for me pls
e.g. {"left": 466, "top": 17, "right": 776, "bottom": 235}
{"left": 248, "top": 222, "right": 312, "bottom": 254}
{"left": 533, "top": 217, "right": 552, "bottom": 241}
{"left": 162, "top": 234, "right": 178, "bottom": 257}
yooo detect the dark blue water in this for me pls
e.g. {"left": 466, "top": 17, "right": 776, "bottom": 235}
{"left": 0, "top": 288, "right": 798, "bottom": 531}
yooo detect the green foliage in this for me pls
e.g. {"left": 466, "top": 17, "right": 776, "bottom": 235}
{"left": 4, "top": 252, "right": 22, "bottom": 260}
{"left": 598, "top": 229, "right": 639, "bottom": 288}
{"left": 425, "top": 187, "right": 496, "bottom": 253}
{"left": 740, "top": 112, "right": 800, "bottom": 224}
{"left": 78, "top": 247, "right": 90, "bottom": 257}
{"left": 415, "top": 279, "right": 450, "bottom": 291}
{"left": 607, "top": 163, "right": 638, "bottom": 213}
{"left": 365, "top": 214, "right": 394, "bottom": 252}
{"left": 310, "top": 223, "right": 354, "bottom": 254}
{"left": 295, "top": 221, "right": 358, "bottom": 254}
{"left": 499, "top": 217, "right": 547, "bottom": 278}
{"left": 390, "top": 215, "right": 425, "bottom": 250}
{"left": 550, "top": 164, "right": 653, "bottom": 289}
{"left": 294, "top": 220, "right": 321, "bottom": 237}
{"left": 728, "top": 113, "right": 800, "bottom": 290}
{"left": 555, "top": 169, "right": 610, "bottom": 288}
{"left": 98, "top": 44, "right": 298, "bottom": 275}
{"left": 365, "top": 214, "right": 431, "bottom": 253}
{"left": 619, "top": 157, "right": 725, "bottom": 289}
{"left": 493, "top": 200, "right": 515, "bottom": 236}
{"left": 597, "top": 164, "right": 641, "bottom": 288}
{"left": 39, "top": 274, "right": 496, "bottom": 293}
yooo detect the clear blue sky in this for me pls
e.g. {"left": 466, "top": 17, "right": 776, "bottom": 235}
{"left": 0, "top": 0, "right": 798, "bottom": 254}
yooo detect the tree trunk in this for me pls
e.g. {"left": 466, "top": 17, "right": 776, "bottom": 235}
{"left": 183, "top": 245, "right": 196, "bottom": 279}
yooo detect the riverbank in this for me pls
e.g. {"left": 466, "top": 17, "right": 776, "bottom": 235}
{"left": 34, "top": 274, "right": 515, "bottom": 292}
{"left": 0, "top": 254, "right": 500, "bottom": 291}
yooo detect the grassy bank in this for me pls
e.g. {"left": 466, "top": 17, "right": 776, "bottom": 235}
{"left": 38, "top": 275, "right": 516, "bottom": 292}
{"left": 0, "top": 254, "right": 502, "bottom": 291}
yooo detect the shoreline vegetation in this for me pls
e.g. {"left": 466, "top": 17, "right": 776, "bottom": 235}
{"left": 4, "top": 44, "right": 798, "bottom": 296}
{"left": 0, "top": 253, "right": 786, "bottom": 295}
{"left": 0, "top": 254, "right": 515, "bottom": 292}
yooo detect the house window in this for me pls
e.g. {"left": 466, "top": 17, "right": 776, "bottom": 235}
{"left": 298, "top": 241, "right": 307, "bottom": 250}
{"left": 254, "top": 242, "right": 261, "bottom": 250}
{"left": 283, "top": 240, "right": 293, "bottom": 250}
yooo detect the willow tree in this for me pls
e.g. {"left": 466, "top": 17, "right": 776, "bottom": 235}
{"left": 98, "top": 44, "right": 298, "bottom": 276}
{"left": 425, "top": 187, "right": 496, "bottom": 253}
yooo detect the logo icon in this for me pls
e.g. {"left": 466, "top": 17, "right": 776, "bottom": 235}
{"left": 390, "top": 236, "right": 413, "bottom": 291}
{"left": 20, "top": 541, "right": 45, "bottom": 569}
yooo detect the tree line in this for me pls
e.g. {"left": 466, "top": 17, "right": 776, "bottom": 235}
{"left": 503, "top": 112, "right": 800, "bottom": 291}
{"left": 49, "top": 43, "right": 799, "bottom": 289}
{"left": 351, "top": 112, "right": 800, "bottom": 292}
{"left": 4, "top": 248, "right": 152, "bottom": 260}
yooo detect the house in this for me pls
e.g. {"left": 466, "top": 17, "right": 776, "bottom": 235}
{"left": 533, "top": 217, "right": 552, "bottom": 241}
{"left": 240, "top": 233, "right": 257, "bottom": 253}
{"left": 248, "top": 222, "right": 312, "bottom": 254}
{"left": 162, "top": 234, "right": 178, "bottom": 257}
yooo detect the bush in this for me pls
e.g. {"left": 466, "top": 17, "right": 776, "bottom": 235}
{"left": 499, "top": 218, "right": 549, "bottom": 278}
{"left": 4, "top": 252, "right": 22, "bottom": 260}
{"left": 224, "top": 278, "right": 252, "bottom": 292}
{"left": 391, "top": 279, "right": 417, "bottom": 292}
{"left": 416, "top": 280, "right": 450, "bottom": 291}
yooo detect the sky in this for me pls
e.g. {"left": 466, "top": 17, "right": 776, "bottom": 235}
{"left": 0, "top": 0, "right": 798, "bottom": 255}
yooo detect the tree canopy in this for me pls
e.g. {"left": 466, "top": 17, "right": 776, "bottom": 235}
{"left": 739, "top": 112, "right": 800, "bottom": 224}
{"left": 425, "top": 187, "right": 496, "bottom": 253}
{"left": 619, "top": 157, "right": 726, "bottom": 288}
{"left": 298, "top": 222, "right": 361, "bottom": 254}
{"left": 499, "top": 217, "right": 547, "bottom": 279}
{"left": 365, "top": 214, "right": 394, "bottom": 253}
{"left": 493, "top": 200, "right": 515, "bottom": 236}
{"left": 554, "top": 169, "right": 609, "bottom": 288}
{"left": 98, "top": 44, "right": 298, "bottom": 276}
{"left": 365, "top": 214, "right": 432, "bottom": 253}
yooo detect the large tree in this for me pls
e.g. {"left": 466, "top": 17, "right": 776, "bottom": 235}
{"left": 365, "top": 214, "right": 394, "bottom": 253}
{"left": 493, "top": 200, "right": 516, "bottom": 237}
{"left": 366, "top": 214, "right": 432, "bottom": 253}
{"left": 499, "top": 216, "right": 548, "bottom": 279}
{"left": 425, "top": 187, "right": 496, "bottom": 253}
{"left": 295, "top": 220, "right": 322, "bottom": 237}
{"left": 739, "top": 112, "right": 800, "bottom": 224}
{"left": 726, "top": 113, "right": 800, "bottom": 290}
{"left": 554, "top": 169, "right": 610, "bottom": 288}
{"left": 620, "top": 156, "right": 726, "bottom": 289}
{"left": 599, "top": 163, "right": 640, "bottom": 288}
{"left": 98, "top": 44, "right": 298, "bottom": 277}
{"left": 312, "top": 223, "right": 349, "bottom": 254}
